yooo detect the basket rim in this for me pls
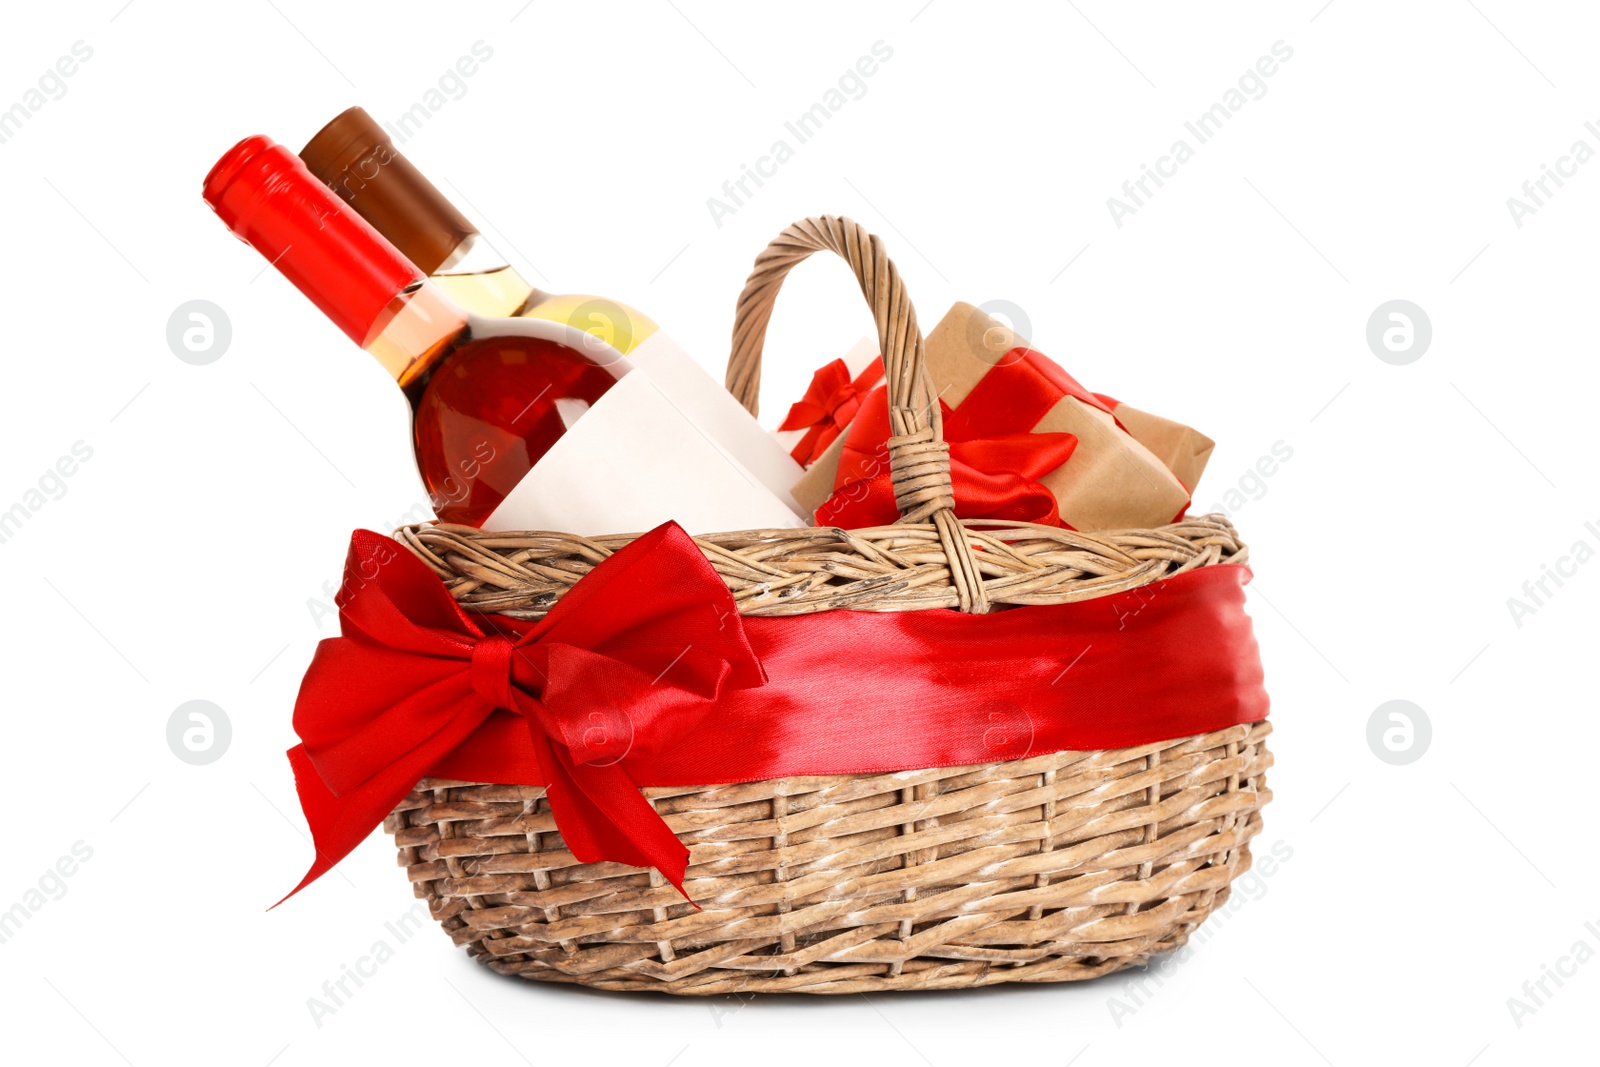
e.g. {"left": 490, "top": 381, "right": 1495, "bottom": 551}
{"left": 394, "top": 511, "right": 1250, "bottom": 621}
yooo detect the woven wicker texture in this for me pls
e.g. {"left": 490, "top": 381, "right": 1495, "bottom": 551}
{"left": 389, "top": 722, "right": 1271, "bottom": 993}
{"left": 383, "top": 217, "right": 1272, "bottom": 993}
{"left": 397, "top": 513, "right": 1250, "bottom": 618}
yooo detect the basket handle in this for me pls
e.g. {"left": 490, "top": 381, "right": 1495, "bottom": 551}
{"left": 725, "top": 216, "right": 989, "bottom": 612}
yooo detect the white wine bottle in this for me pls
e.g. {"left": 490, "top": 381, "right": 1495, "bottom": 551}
{"left": 301, "top": 106, "right": 657, "bottom": 354}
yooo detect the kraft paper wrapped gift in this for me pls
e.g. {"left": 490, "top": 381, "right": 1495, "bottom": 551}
{"left": 792, "top": 303, "right": 1209, "bottom": 531}
{"left": 1092, "top": 395, "right": 1215, "bottom": 499}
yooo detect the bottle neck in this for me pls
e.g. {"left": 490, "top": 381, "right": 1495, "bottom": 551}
{"left": 436, "top": 232, "right": 503, "bottom": 274}
{"left": 203, "top": 135, "right": 427, "bottom": 347}
{"left": 362, "top": 280, "right": 469, "bottom": 385}
{"left": 298, "top": 109, "right": 544, "bottom": 318}
{"left": 428, "top": 232, "right": 540, "bottom": 318}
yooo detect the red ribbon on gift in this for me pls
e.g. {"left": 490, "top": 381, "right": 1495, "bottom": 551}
{"left": 817, "top": 348, "right": 1123, "bottom": 529}
{"left": 283, "top": 522, "right": 1268, "bottom": 905}
{"left": 779, "top": 356, "right": 885, "bottom": 466}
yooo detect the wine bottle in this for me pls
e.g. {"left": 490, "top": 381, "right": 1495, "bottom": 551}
{"left": 205, "top": 135, "right": 627, "bottom": 526}
{"left": 300, "top": 107, "right": 657, "bottom": 355}
{"left": 300, "top": 107, "right": 808, "bottom": 517}
{"left": 203, "top": 135, "right": 805, "bottom": 535}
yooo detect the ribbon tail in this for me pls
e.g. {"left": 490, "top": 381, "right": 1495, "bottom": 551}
{"left": 274, "top": 743, "right": 414, "bottom": 908}
{"left": 276, "top": 693, "right": 494, "bottom": 908}
{"left": 534, "top": 738, "right": 695, "bottom": 906}
{"left": 788, "top": 424, "right": 827, "bottom": 466}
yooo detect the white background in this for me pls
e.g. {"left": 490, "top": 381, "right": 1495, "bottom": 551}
{"left": 2, "top": 1, "right": 1596, "bottom": 1063}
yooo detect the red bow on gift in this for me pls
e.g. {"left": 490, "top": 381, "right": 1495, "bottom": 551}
{"left": 281, "top": 522, "right": 764, "bottom": 905}
{"left": 779, "top": 356, "right": 886, "bottom": 466}
{"left": 817, "top": 348, "right": 1120, "bottom": 528}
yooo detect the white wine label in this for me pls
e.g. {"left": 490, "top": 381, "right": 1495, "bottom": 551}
{"left": 482, "top": 369, "right": 810, "bottom": 536}
{"left": 628, "top": 331, "right": 806, "bottom": 512}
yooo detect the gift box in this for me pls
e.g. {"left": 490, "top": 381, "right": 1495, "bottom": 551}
{"left": 774, "top": 337, "right": 882, "bottom": 467}
{"left": 791, "top": 302, "right": 1203, "bottom": 531}
{"left": 1094, "top": 393, "right": 1216, "bottom": 501}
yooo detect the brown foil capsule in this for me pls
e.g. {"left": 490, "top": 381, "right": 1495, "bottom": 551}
{"left": 300, "top": 106, "right": 475, "bottom": 276}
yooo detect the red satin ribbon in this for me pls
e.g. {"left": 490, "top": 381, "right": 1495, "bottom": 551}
{"left": 817, "top": 348, "right": 1127, "bottom": 529}
{"left": 284, "top": 523, "right": 1269, "bottom": 903}
{"left": 284, "top": 523, "right": 764, "bottom": 904}
{"left": 779, "top": 357, "right": 886, "bottom": 466}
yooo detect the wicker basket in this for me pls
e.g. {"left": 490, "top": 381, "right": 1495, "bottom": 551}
{"left": 381, "top": 216, "right": 1273, "bottom": 994}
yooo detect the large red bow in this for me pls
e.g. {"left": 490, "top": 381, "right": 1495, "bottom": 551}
{"left": 817, "top": 349, "right": 1124, "bottom": 529}
{"left": 282, "top": 522, "right": 764, "bottom": 904}
{"left": 779, "top": 356, "right": 886, "bottom": 466}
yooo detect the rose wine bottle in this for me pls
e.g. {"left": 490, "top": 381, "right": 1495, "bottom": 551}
{"left": 300, "top": 107, "right": 657, "bottom": 355}
{"left": 204, "top": 135, "right": 628, "bottom": 527}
